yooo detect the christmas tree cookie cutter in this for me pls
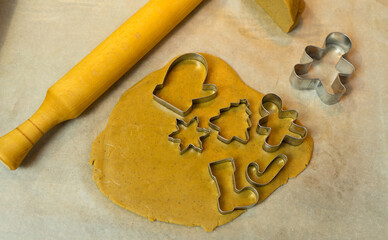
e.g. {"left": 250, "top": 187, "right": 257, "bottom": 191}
{"left": 208, "top": 99, "right": 252, "bottom": 144}
{"left": 290, "top": 32, "right": 355, "bottom": 105}
{"left": 168, "top": 116, "right": 210, "bottom": 154}
{"left": 257, "top": 93, "right": 307, "bottom": 152}
{"left": 153, "top": 53, "right": 218, "bottom": 116}
{"left": 208, "top": 158, "right": 259, "bottom": 214}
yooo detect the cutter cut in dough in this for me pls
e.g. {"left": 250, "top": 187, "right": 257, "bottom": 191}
{"left": 90, "top": 53, "right": 313, "bottom": 231}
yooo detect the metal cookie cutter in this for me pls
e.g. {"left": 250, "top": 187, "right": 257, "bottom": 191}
{"left": 168, "top": 116, "right": 210, "bottom": 154}
{"left": 209, "top": 99, "right": 252, "bottom": 144}
{"left": 290, "top": 32, "right": 355, "bottom": 105}
{"left": 246, "top": 154, "right": 288, "bottom": 186}
{"left": 257, "top": 93, "right": 307, "bottom": 152}
{"left": 153, "top": 53, "right": 218, "bottom": 116}
{"left": 208, "top": 158, "right": 259, "bottom": 214}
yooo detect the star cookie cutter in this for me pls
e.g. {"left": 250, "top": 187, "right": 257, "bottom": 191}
{"left": 257, "top": 93, "right": 307, "bottom": 152}
{"left": 168, "top": 116, "right": 210, "bottom": 154}
{"left": 209, "top": 99, "right": 252, "bottom": 144}
{"left": 245, "top": 154, "right": 288, "bottom": 186}
{"left": 153, "top": 53, "right": 218, "bottom": 116}
{"left": 290, "top": 32, "right": 355, "bottom": 105}
{"left": 208, "top": 158, "right": 259, "bottom": 214}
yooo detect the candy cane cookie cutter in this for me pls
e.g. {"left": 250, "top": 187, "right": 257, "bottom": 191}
{"left": 246, "top": 154, "right": 288, "bottom": 186}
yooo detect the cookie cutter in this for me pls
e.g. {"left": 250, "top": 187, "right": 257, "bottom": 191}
{"left": 257, "top": 93, "right": 307, "bottom": 152}
{"left": 245, "top": 154, "right": 288, "bottom": 186}
{"left": 290, "top": 32, "right": 355, "bottom": 105}
{"left": 208, "top": 158, "right": 259, "bottom": 214}
{"left": 153, "top": 53, "right": 218, "bottom": 116}
{"left": 209, "top": 99, "right": 252, "bottom": 144}
{"left": 168, "top": 116, "right": 210, "bottom": 154}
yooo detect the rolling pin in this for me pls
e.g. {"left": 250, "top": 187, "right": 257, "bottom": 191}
{"left": 0, "top": 0, "right": 204, "bottom": 170}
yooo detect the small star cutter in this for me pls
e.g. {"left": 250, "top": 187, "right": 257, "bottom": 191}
{"left": 290, "top": 32, "right": 355, "bottom": 105}
{"left": 168, "top": 116, "right": 210, "bottom": 154}
{"left": 208, "top": 158, "right": 259, "bottom": 214}
{"left": 257, "top": 93, "right": 307, "bottom": 152}
{"left": 153, "top": 53, "right": 218, "bottom": 116}
{"left": 208, "top": 99, "right": 252, "bottom": 144}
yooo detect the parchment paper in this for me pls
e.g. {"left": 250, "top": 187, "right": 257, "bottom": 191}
{"left": 0, "top": 0, "right": 387, "bottom": 239}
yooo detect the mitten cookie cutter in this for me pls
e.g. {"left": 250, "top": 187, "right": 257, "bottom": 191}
{"left": 290, "top": 32, "right": 355, "bottom": 105}
{"left": 257, "top": 93, "right": 307, "bottom": 152}
{"left": 153, "top": 53, "right": 218, "bottom": 116}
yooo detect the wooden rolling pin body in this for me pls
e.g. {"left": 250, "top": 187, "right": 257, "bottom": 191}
{"left": 0, "top": 0, "right": 203, "bottom": 170}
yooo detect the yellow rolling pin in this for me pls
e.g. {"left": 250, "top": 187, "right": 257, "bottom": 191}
{"left": 0, "top": 0, "right": 204, "bottom": 170}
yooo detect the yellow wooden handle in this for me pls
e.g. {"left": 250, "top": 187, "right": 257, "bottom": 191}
{"left": 0, "top": 0, "right": 204, "bottom": 170}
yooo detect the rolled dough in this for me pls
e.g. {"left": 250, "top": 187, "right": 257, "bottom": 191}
{"left": 90, "top": 53, "right": 313, "bottom": 231}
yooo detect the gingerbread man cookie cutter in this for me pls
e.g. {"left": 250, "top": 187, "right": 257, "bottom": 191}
{"left": 290, "top": 32, "right": 355, "bottom": 105}
{"left": 153, "top": 53, "right": 218, "bottom": 116}
{"left": 257, "top": 93, "right": 307, "bottom": 152}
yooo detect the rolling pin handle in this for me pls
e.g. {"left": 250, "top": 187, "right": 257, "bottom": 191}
{"left": 0, "top": 120, "right": 42, "bottom": 170}
{"left": 0, "top": 99, "right": 61, "bottom": 170}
